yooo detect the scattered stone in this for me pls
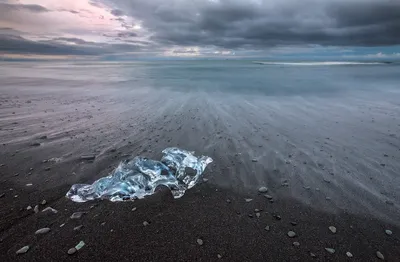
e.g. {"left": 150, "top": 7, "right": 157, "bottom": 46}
{"left": 80, "top": 155, "right": 96, "bottom": 161}
{"left": 70, "top": 212, "right": 85, "bottom": 219}
{"left": 14, "top": 195, "right": 18, "bottom": 198}
{"left": 287, "top": 231, "right": 296, "bottom": 238}
{"left": 291, "top": 222, "right": 298, "bottom": 226}
{"left": 44, "top": 167, "right": 51, "bottom": 171}
{"left": 226, "top": 199, "right": 231, "bottom": 203}
{"left": 310, "top": 252, "right": 316, "bottom": 258}
{"left": 30, "top": 142, "right": 41, "bottom": 147}
{"left": 273, "top": 214, "right": 281, "bottom": 220}
{"left": 376, "top": 251, "right": 384, "bottom": 260}
{"left": 346, "top": 252, "right": 353, "bottom": 258}
{"left": 217, "top": 254, "right": 222, "bottom": 259}
{"left": 248, "top": 214, "right": 253, "bottom": 218}
{"left": 67, "top": 248, "right": 77, "bottom": 255}
{"left": 34, "top": 205, "right": 39, "bottom": 213}
{"left": 258, "top": 186, "right": 268, "bottom": 193}
{"left": 380, "top": 163, "right": 386, "bottom": 167}
{"left": 26, "top": 206, "right": 32, "bottom": 210}
{"left": 197, "top": 238, "right": 204, "bottom": 246}
{"left": 101, "top": 222, "right": 106, "bottom": 226}
{"left": 75, "top": 241, "right": 85, "bottom": 250}
{"left": 16, "top": 245, "right": 30, "bottom": 254}
{"left": 35, "top": 228, "right": 51, "bottom": 235}
{"left": 131, "top": 207, "right": 137, "bottom": 212}
{"left": 325, "top": 197, "right": 331, "bottom": 200}
{"left": 0, "top": 193, "right": 5, "bottom": 198}
{"left": 385, "top": 200, "right": 394, "bottom": 205}
{"left": 143, "top": 221, "right": 150, "bottom": 226}
{"left": 41, "top": 200, "right": 47, "bottom": 205}
{"left": 385, "top": 229, "right": 392, "bottom": 235}
{"left": 264, "top": 226, "right": 270, "bottom": 231}
{"left": 245, "top": 198, "right": 253, "bottom": 202}
{"left": 256, "top": 212, "right": 261, "bottom": 218}
{"left": 325, "top": 248, "right": 335, "bottom": 254}
{"left": 252, "top": 159, "right": 258, "bottom": 162}
{"left": 254, "top": 209, "right": 260, "bottom": 212}
{"left": 293, "top": 242, "right": 300, "bottom": 247}
{"left": 264, "top": 194, "right": 273, "bottom": 199}
{"left": 26, "top": 183, "right": 33, "bottom": 187}
{"left": 304, "top": 186, "right": 311, "bottom": 190}
{"left": 329, "top": 226, "right": 337, "bottom": 233}
{"left": 74, "top": 225, "right": 84, "bottom": 231}
{"left": 60, "top": 223, "right": 65, "bottom": 228}
{"left": 42, "top": 207, "right": 58, "bottom": 214}
{"left": 202, "top": 178, "right": 209, "bottom": 182}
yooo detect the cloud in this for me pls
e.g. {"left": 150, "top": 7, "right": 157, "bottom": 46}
{"left": 100, "top": 0, "right": 400, "bottom": 49}
{"left": 0, "top": 3, "right": 49, "bottom": 13}
{"left": 110, "top": 9, "right": 123, "bottom": 16}
{"left": 0, "top": 0, "right": 399, "bottom": 59}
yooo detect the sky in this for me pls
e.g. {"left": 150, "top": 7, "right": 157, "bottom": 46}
{"left": 0, "top": 0, "right": 399, "bottom": 60}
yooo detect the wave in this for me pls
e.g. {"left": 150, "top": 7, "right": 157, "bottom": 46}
{"left": 253, "top": 61, "right": 386, "bottom": 66}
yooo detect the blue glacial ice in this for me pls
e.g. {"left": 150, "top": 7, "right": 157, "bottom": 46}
{"left": 66, "top": 147, "right": 213, "bottom": 202}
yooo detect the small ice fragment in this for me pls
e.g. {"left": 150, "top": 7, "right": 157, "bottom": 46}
{"left": 75, "top": 241, "right": 85, "bottom": 250}
{"left": 67, "top": 148, "right": 213, "bottom": 202}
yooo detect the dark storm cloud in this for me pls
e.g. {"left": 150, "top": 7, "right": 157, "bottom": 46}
{"left": 0, "top": 34, "right": 141, "bottom": 56}
{"left": 110, "top": 9, "right": 124, "bottom": 16}
{"left": 99, "top": 0, "right": 400, "bottom": 48}
{"left": 0, "top": 3, "right": 49, "bottom": 13}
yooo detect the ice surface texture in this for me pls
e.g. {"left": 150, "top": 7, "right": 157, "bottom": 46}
{"left": 66, "top": 148, "right": 213, "bottom": 202}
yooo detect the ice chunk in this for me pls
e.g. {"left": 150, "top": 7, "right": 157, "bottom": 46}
{"left": 66, "top": 147, "right": 212, "bottom": 202}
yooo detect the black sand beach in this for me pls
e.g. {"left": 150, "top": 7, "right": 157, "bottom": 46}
{"left": 1, "top": 61, "right": 400, "bottom": 261}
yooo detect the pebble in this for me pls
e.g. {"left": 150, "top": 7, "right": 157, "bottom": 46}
{"left": 81, "top": 155, "right": 96, "bottom": 161}
{"left": 245, "top": 198, "right": 253, "bottom": 202}
{"left": 385, "top": 229, "right": 392, "bottom": 235}
{"left": 290, "top": 222, "right": 298, "bottom": 226}
{"left": 310, "top": 252, "right": 316, "bottom": 257}
{"left": 131, "top": 207, "right": 137, "bottom": 212}
{"left": 35, "top": 227, "right": 51, "bottom": 235}
{"left": 26, "top": 183, "right": 33, "bottom": 187}
{"left": 287, "top": 231, "right": 296, "bottom": 238}
{"left": 217, "top": 254, "right": 222, "bottom": 259}
{"left": 385, "top": 200, "right": 394, "bottom": 205}
{"left": 67, "top": 248, "right": 77, "bottom": 255}
{"left": 197, "top": 238, "right": 204, "bottom": 246}
{"left": 293, "top": 241, "right": 300, "bottom": 247}
{"left": 252, "top": 159, "right": 258, "bottom": 162}
{"left": 202, "top": 178, "right": 209, "bottom": 182}
{"left": 346, "top": 252, "right": 353, "bottom": 258}
{"left": 264, "top": 194, "right": 273, "bottom": 199}
{"left": 256, "top": 212, "right": 260, "bottom": 218}
{"left": 258, "top": 186, "right": 268, "bottom": 193}
{"left": 325, "top": 197, "right": 331, "bottom": 200}
{"left": 325, "top": 248, "right": 335, "bottom": 254}
{"left": 329, "top": 226, "right": 337, "bottom": 233}
{"left": 71, "top": 212, "right": 85, "bottom": 219}
{"left": 226, "top": 199, "right": 231, "bottom": 203}
{"left": 143, "top": 221, "right": 150, "bottom": 226}
{"left": 42, "top": 207, "right": 58, "bottom": 213}
{"left": 264, "top": 226, "right": 270, "bottom": 231}
{"left": 34, "top": 205, "right": 39, "bottom": 213}
{"left": 376, "top": 251, "right": 384, "bottom": 260}
{"left": 26, "top": 206, "right": 32, "bottom": 210}
{"left": 74, "top": 225, "right": 84, "bottom": 231}
{"left": 273, "top": 214, "right": 281, "bottom": 220}
{"left": 0, "top": 193, "right": 5, "bottom": 198}
{"left": 60, "top": 223, "right": 65, "bottom": 228}
{"left": 254, "top": 209, "right": 260, "bottom": 212}
{"left": 16, "top": 245, "right": 30, "bottom": 254}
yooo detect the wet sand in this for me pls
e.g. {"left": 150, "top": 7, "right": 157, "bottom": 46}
{"left": 1, "top": 62, "right": 400, "bottom": 261}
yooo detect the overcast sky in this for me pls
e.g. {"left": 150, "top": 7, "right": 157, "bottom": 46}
{"left": 0, "top": 0, "right": 399, "bottom": 60}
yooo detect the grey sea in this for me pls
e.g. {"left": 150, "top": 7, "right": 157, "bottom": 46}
{"left": 1, "top": 60, "right": 400, "bottom": 223}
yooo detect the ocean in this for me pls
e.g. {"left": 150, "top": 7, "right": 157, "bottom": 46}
{"left": 0, "top": 60, "right": 399, "bottom": 224}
